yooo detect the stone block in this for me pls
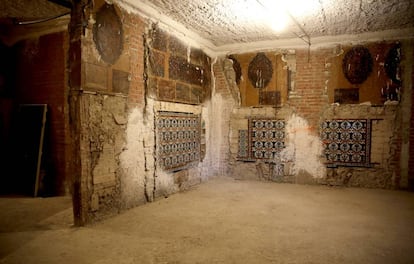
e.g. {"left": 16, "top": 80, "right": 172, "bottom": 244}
{"left": 169, "top": 36, "right": 187, "bottom": 57}
{"left": 92, "top": 144, "right": 116, "bottom": 185}
{"left": 259, "top": 91, "right": 281, "bottom": 106}
{"left": 190, "top": 48, "right": 206, "bottom": 66}
{"left": 169, "top": 56, "right": 204, "bottom": 86}
{"left": 334, "top": 88, "right": 359, "bottom": 104}
{"left": 173, "top": 169, "right": 189, "bottom": 185}
{"left": 84, "top": 62, "right": 108, "bottom": 91}
{"left": 112, "top": 69, "right": 130, "bottom": 94}
{"left": 158, "top": 79, "right": 175, "bottom": 101}
{"left": 149, "top": 50, "right": 165, "bottom": 77}
{"left": 176, "top": 82, "right": 191, "bottom": 102}
{"left": 151, "top": 27, "right": 168, "bottom": 52}
{"left": 147, "top": 77, "right": 158, "bottom": 99}
{"left": 190, "top": 86, "right": 203, "bottom": 104}
{"left": 91, "top": 192, "right": 99, "bottom": 211}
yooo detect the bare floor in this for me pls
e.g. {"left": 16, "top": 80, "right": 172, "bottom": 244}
{"left": 1, "top": 177, "right": 414, "bottom": 264}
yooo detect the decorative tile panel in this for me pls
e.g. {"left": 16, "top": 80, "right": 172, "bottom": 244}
{"left": 237, "top": 130, "right": 249, "bottom": 159}
{"left": 237, "top": 118, "right": 285, "bottom": 162}
{"left": 321, "top": 119, "right": 372, "bottom": 167}
{"left": 250, "top": 119, "right": 285, "bottom": 160}
{"left": 156, "top": 112, "right": 201, "bottom": 171}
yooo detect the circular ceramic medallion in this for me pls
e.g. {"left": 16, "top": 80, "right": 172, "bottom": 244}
{"left": 93, "top": 3, "right": 123, "bottom": 64}
{"left": 248, "top": 53, "right": 273, "bottom": 89}
{"left": 342, "top": 46, "right": 373, "bottom": 84}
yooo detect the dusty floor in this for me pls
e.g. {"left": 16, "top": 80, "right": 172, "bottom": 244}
{"left": 1, "top": 177, "right": 414, "bottom": 264}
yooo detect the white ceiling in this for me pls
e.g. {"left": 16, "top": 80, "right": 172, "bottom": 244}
{"left": 1, "top": 0, "right": 414, "bottom": 55}
{"left": 119, "top": 0, "right": 414, "bottom": 55}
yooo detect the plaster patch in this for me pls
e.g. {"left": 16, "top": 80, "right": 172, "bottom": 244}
{"left": 282, "top": 114, "right": 326, "bottom": 178}
{"left": 119, "top": 108, "right": 149, "bottom": 207}
{"left": 93, "top": 143, "right": 116, "bottom": 185}
{"left": 154, "top": 170, "right": 178, "bottom": 197}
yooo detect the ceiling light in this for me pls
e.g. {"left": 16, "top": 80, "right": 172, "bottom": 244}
{"left": 260, "top": 0, "right": 322, "bottom": 32}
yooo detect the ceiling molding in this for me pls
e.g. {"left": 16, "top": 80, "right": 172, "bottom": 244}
{"left": 216, "top": 27, "right": 414, "bottom": 56}
{"left": 115, "top": 0, "right": 219, "bottom": 57}
{"left": 115, "top": 0, "right": 414, "bottom": 58}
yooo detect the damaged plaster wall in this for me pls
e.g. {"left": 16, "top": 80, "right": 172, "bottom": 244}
{"left": 81, "top": 94, "right": 128, "bottom": 220}
{"left": 282, "top": 114, "right": 326, "bottom": 181}
{"left": 203, "top": 58, "right": 239, "bottom": 177}
{"left": 119, "top": 106, "right": 154, "bottom": 209}
{"left": 229, "top": 106, "right": 325, "bottom": 183}
{"left": 224, "top": 41, "right": 410, "bottom": 188}
{"left": 321, "top": 104, "right": 400, "bottom": 188}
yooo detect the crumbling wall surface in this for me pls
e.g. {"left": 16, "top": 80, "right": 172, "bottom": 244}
{"left": 225, "top": 42, "right": 410, "bottom": 189}
{"left": 229, "top": 107, "right": 325, "bottom": 184}
{"left": 283, "top": 114, "right": 326, "bottom": 182}
{"left": 118, "top": 107, "right": 153, "bottom": 209}
{"left": 403, "top": 40, "right": 414, "bottom": 190}
{"left": 402, "top": 40, "right": 414, "bottom": 190}
{"left": 202, "top": 59, "right": 238, "bottom": 177}
{"left": 321, "top": 104, "right": 400, "bottom": 188}
{"left": 80, "top": 94, "right": 128, "bottom": 221}
{"left": 228, "top": 104, "right": 401, "bottom": 188}
{"left": 151, "top": 100, "right": 203, "bottom": 197}
{"left": 68, "top": 0, "right": 148, "bottom": 224}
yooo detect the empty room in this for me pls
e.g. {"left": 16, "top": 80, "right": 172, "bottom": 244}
{"left": 0, "top": 0, "right": 414, "bottom": 263}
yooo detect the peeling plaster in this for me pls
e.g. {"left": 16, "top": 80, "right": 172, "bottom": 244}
{"left": 282, "top": 114, "right": 326, "bottom": 179}
{"left": 119, "top": 108, "right": 152, "bottom": 208}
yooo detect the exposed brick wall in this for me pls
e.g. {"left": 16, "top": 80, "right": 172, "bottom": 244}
{"left": 123, "top": 12, "right": 145, "bottom": 107}
{"left": 146, "top": 25, "right": 211, "bottom": 104}
{"left": 408, "top": 42, "right": 414, "bottom": 190}
{"left": 223, "top": 44, "right": 408, "bottom": 189}
{"left": 210, "top": 59, "right": 236, "bottom": 174}
{"left": 288, "top": 48, "right": 330, "bottom": 129}
{"left": 213, "top": 61, "right": 230, "bottom": 96}
{"left": 13, "top": 31, "right": 69, "bottom": 195}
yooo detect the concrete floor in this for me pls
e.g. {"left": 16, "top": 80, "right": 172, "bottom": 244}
{"left": 1, "top": 177, "right": 414, "bottom": 264}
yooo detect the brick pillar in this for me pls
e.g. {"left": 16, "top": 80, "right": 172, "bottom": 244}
{"left": 68, "top": 0, "right": 92, "bottom": 226}
{"left": 408, "top": 40, "right": 414, "bottom": 190}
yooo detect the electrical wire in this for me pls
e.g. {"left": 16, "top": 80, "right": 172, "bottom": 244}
{"left": 14, "top": 12, "right": 70, "bottom": 25}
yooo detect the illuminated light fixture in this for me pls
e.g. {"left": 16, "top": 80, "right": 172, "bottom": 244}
{"left": 258, "top": 0, "right": 321, "bottom": 32}
{"left": 266, "top": 7, "right": 288, "bottom": 32}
